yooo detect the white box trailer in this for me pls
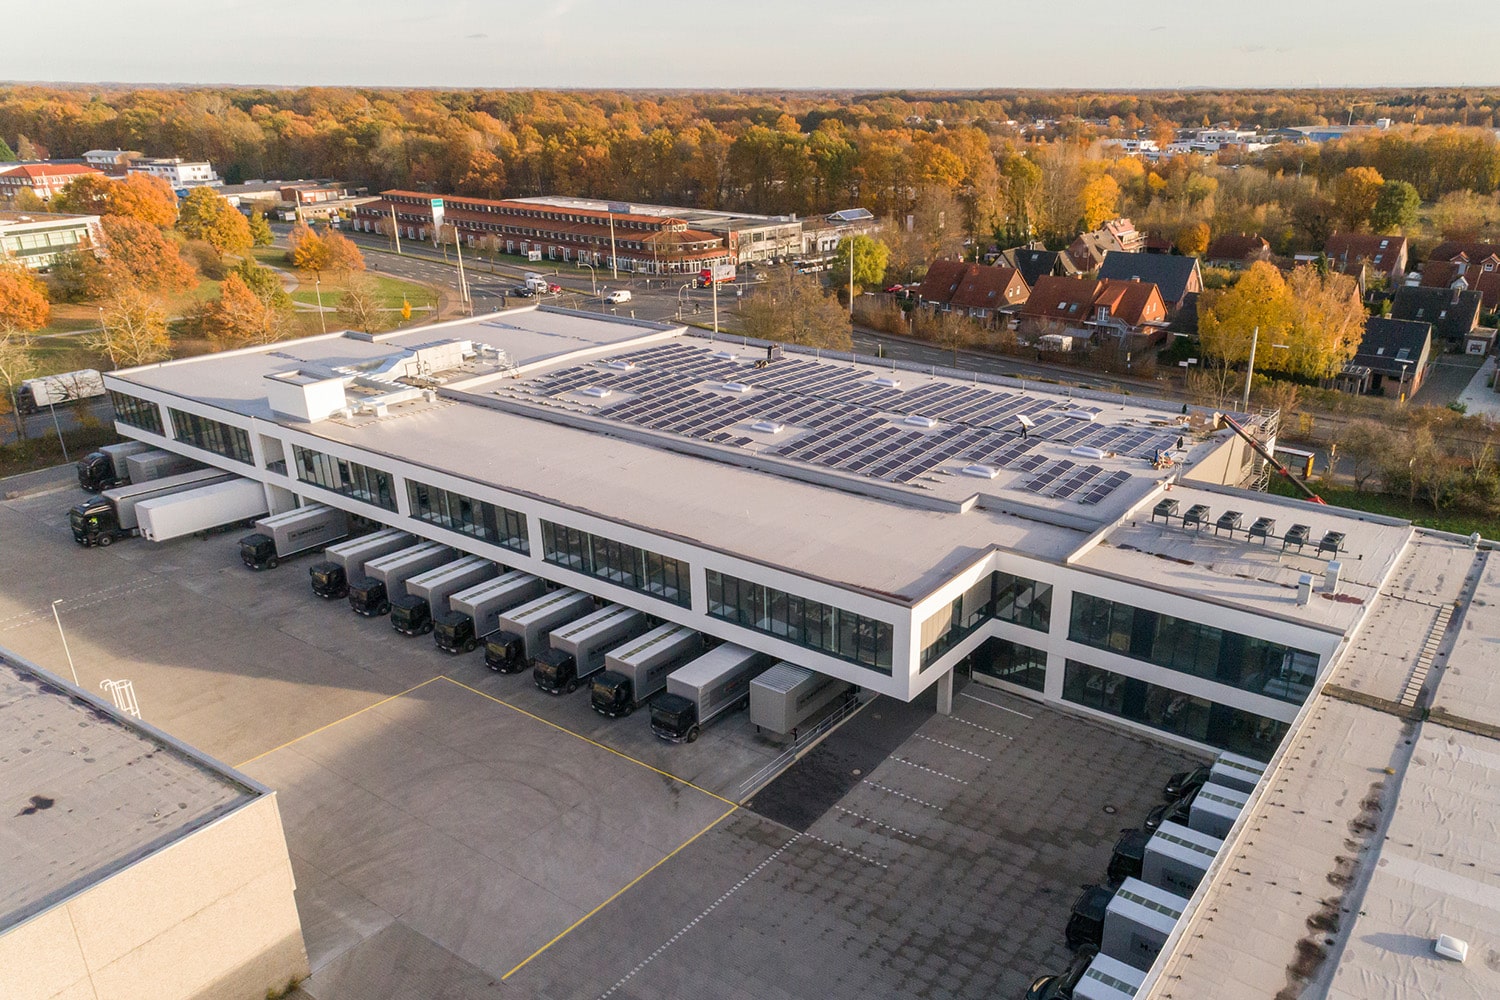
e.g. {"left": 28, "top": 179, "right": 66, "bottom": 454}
{"left": 135, "top": 478, "right": 270, "bottom": 543}
{"left": 486, "top": 588, "right": 595, "bottom": 673}
{"left": 750, "top": 663, "right": 854, "bottom": 737}
{"left": 68, "top": 468, "right": 235, "bottom": 546}
{"left": 1209, "top": 752, "right": 1265, "bottom": 795}
{"left": 16, "top": 368, "right": 105, "bottom": 413}
{"left": 591, "top": 623, "right": 703, "bottom": 717}
{"left": 1101, "top": 877, "right": 1187, "bottom": 972}
{"left": 1141, "top": 824, "right": 1223, "bottom": 898}
{"left": 76, "top": 440, "right": 153, "bottom": 492}
{"left": 391, "top": 555, "right": 497, "bottom": 636}
{"left": 240, "top": 503, "right": 349, "bottom": 569}
{"left": 310, "top": 528, "right": 414, "bottom": 599}
{"left": 125, "top": 449, "right": 200, "bottom": 484}
{"left": 650, "top": 644, "right": 775, "bottom": 743}
{"left": 1073, "top": 953, "right": 1147, "bottom": 1000}
{"left": 1188, "top": 781, "right": 1248, "bottom": 840}
{"left": 533, "top": 604, "right": 650, "bottom": 695}
{"left": 435, "top": 571, "right": 546, "bottom": 653}
{"left": 348, "top": 541, "right": 455, "bottom": 616}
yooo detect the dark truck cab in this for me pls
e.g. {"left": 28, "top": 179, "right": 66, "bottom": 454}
{"left": 390, "top": 595, "right": 433, "bottom": 636}
{"left": 76, "top": 452, "right": 122, "bottom": 493}
{"left": 484, "top": 632, "right": 526, "bottom": 672}
{"left": 590, "top": 670, "right": 635, "bottom": 717}
{"left": 433, "top": 611, "right": 479, "bottom": 653}
{"left": 533, "top": 648, "right": 583, "bottom": 694}
{"left": 347, "top": 575, "right": 391, "bottom": 617}
{"left": 1106, "top": 828, "right": 1150, "bottom": 884}
{"left": 1065, "top": 883, "right": 1118, "bottom": 951}
{"left": 69, "top": 499, "right": 125, "bottom": 547}
{"left": 309, "top": 561, "right": 348, "bottom": 599}
{"left": 648, "top": 694, "right": 699, "bottom": 743}
{"left": 1025, "top": 945, "right": 1098, "bottom": 1000}
{"left": 239, "top": 533, "right": 280, "bottom": 570}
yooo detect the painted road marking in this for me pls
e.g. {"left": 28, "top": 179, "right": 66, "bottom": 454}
{"left": 960, "top": 690, "right": 1034, "bottom": 718}
{"left": 946, "top": 715, "right": 1015, "bottom": 741}
{"left": 891, "top": 756, "right": 967, "bottom": 784}
{"left": 864, "top": 780, "right": 944, "bottom": 812}
{"left": 802, "top": 831, "right": 887, "bottom": 869}
{"left": 835, "top": 806, "right": 920, "bottom": 841}
{"left": 913, "top": 732, "right": 994, "bottom": 761}
{"left": 235, "top": 676, "right": 446, "bottom": 768}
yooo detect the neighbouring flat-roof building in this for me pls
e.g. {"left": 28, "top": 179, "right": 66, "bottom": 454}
{"left": 0, "top": 211, "right": 103, "bottom": 269}
{"left": 125, "top": 157, "right": 220, "bottom": 191}
{"left": 0, "top": 163, "right": 103, "bottom": 202}
{"left": 0, "top": 649, "right": 307, "bottom": 1000}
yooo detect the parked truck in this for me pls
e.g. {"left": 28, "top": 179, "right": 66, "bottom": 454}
{"left": 14, "top": 369, "right": 106, "bottom": 415}
{"left": 533, "top": 604, "right": 650, "bottom": 695}
{"left": 650, "top": 644, "right": 774, "bottom": 743}
{"left": 484, "top": 588, "right": 594, "bottom": 673}
{"left": 435, "top": 571, "right": 545, "bottom": 654}
{"left": 76, "top": 441, "right": 152, "bottom": 492}
{"left": 391, "top": 555, "right": 496, "bottom": 636}
{"left": 590, "top": 623, "right": 703, "bottom": 717}
{"left": 239, "top": 504, "right": 349, "bottom": 570}
{"left": 310, "top": 528, "right": 414, "bottom": 599}
{"left": 135, "top": 478, "right": 269, "bottom": 543}
{"left": 68, "top": 468, "right": 233, "bottom": 547}
{"left": 125, "top": 449, "right": 199, "bottom": 485}
{"left": 348, "top": 541, "right": 454, "bottom": 617}
{"left": 749, "top": 663, "right": 855, "bottom": 737}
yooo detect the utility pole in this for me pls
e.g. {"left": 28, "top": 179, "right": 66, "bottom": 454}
{"left": 712, "top": 270, "right": 719, "bottom": 335}
{"left": 848, "top": 237, "right": 856, "bottom": 318}
{"left": 1242, "top": 326, "right": 1258, "bottom": 413}
{"left": 608, "top": 211, "right": 619, "bottom": 280}
{"left": 389, "top": 203, "right": 402, "bottom": 255}
{"left": 453, "top": 226, "right": 472, "bottom": 313}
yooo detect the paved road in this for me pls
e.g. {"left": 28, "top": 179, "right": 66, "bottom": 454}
{"left": 3, "top": 399, "right": 110, "bottom": 448}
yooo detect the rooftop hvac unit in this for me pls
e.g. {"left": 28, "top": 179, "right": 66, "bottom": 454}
{"left": 904, "top": 414, "right": 938, "bottom": 429}
{"left": 750, "top": 421, "right": 784, "bottom": 434}
{"left": 960, "top": 464, "right": 999, "bottom": 479}
{"left": 710, "top": 351, "right": 737, "bottom": 361}
{"left": 1064, "top": 409, "right": 1098, "bottom": 421}
{"left": 721, "top": 382, "right": 751, "bottom": 393}
{"left": 579, "top": 386, "right": 612, "bottom": 399}
{"left": 870, "top": 376, "right": 902, "bottom": 389}
{"left": 1072, "top": 446, "right": 1109, "bottom": 460}
{"left": 600, "top": 360, "right": 636, "bottom": 371}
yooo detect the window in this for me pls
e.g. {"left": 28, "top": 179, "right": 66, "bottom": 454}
{"left": 108, "top": 390, "right": 163, "bottom": 435}
{"left": 706, "top": 569, "right": 893, "bottom": 674}
{"left": 540, "top": 520, "right": 689, "bottom": 606}
{"left": 407, "top": 480, "right": 528, "bottom": 554}
{"left": 971, "top": 637, "right": 1047, "bottom": 692}
{"left": 290, "top": 444, "right": 396, "bottom": 511}
{"left": 168, "top": 408, "right": 253, "bottom": 464}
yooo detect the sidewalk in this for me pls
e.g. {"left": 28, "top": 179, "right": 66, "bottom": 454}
{"left": 1456, "top": 356, "right": 1500, "bottom": 419}
{"left": 1, "top": 463, "right": 77, "bottom": 500}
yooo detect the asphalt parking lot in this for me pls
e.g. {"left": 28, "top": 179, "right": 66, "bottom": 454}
{"left": 3, "top": 468, "right": 1201, "bottom": 1000}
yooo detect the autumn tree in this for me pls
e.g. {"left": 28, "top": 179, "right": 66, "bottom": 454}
{"left": 0, "top": 327, "right": 38, "bottom": 440}
{"left": 230, "top": 258, "right": 290, "bottom": 309}
{"left": 1331, "top": 166, "right": 1385, "bottom": 231}
{"left": 0, "top": 136, "right": 14, "bottom": 162}
{"left": 1282, "top": 267, "right": 1365, "bottom": 381}
{"left": 91, "top": 287, "right": 171, "bottom": 367}
{"left": 248, "top": 210, "right": 274, "bottom": 247}
{"left": 335, "top": 273, "right": 390, "bottom": 334}
{"left": 829, "top": 235, "right": 890, "bottom": 295}
{"left": 1197, "top": 261, "right": 1293, "bottom": 368}
{"left": 319, "top": 227, "right": 365, "bottom": 272}
{"left": 101, "top": 216, "right": 196, "bottom": 291}
{"left": 287, "top": 223, "right": 327, "bottom": 271}
{"left": 56, "top": 173, "right": 178, "bottom": 228}
{"left": 739, "top": 270, "right": 851, "bottom": 350}
{"left": 199, "top": 273, "right": 292, "bottom": 348}
{"left": 1175, "top": 222, "right": 1210, "bottom": 257}
{"left": 1369, "top": 180, "right": 1420, "bottom": 234}
{"left": 0, "top": 264, "right": 50, "bottom": 332}
{"left": 1080, "top": 175, "right": 1121, "bottom": 231}
{"left": 176, "top": 187, "right": 252, "bottom": 256}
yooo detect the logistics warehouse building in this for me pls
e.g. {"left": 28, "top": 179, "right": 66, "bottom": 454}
{"left": 97, "top": 308, "right": 1415, "bottom": 763}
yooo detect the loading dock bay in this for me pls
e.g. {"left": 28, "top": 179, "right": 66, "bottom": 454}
{"left": 2, "top": 471, "right": 1199, "bottom": 999}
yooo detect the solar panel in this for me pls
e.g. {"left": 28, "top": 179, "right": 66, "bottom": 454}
{"left": 1050, "top": 464, "right": 1104, "bottom": 499}
{"left": 1022, "top": 460, "right": 1075, "bottom": 493}
{"left": 1079, "top": 471, "right": 1131, "bottom": 505}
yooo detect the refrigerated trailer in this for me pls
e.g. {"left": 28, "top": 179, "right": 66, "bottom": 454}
{"left": 749, "top": 663, "right": 855, "bottom": 737}
{"left": 125, "top": 449, "right": 199, "bottom": 485}
{"left": 1073, "top": 954, "right": 1146, "bottom": 1000}
{"left": 591, "top": 623, "right": 703, "bottom": 717}
{"left": 310, "top": 528, "right": 414, "bottom": 599}
{"left": 533, "top": 604, "right": 650, "bottom": 695}
{"left": 1208, "top": 752, "right": 1265, "bottom": 795}
{"left": 1141, "top": 823, "right": 1223, "bottom": 898}
{"left": 135, "top": 478, "right": 269, "bottom": 542}
{"left": 76, "top": 441, "right": 153, "bottom": 492}
{"left": 435, "top": 571, "right": 546, "bottom": 653}
{"left": 1101, "top": 878, "right": 1187, "bottom": 972}
{"left": 650, "top": 644, "right": 775, "bottom": 743}
{"left": 239, "top": 504, "right": 349, "bottom": 570}
{"left": 68, "top": 468, "right": 234, "bottom": 546}
{"left": 15, "top": 369, "right": 105, "bottom": 414}
{"left": 349, "top": 541, "right": 454, "bottom": 617}
{"left": 485, "top": 588, "right": 594, "bottom": 673}
{"left": 391, "top": 555, "right": 496, "bottom": 636}
{"left": 1188, "top": 782, "right": 1248, "bottom": 840}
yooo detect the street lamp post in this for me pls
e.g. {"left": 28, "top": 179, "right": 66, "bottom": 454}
{"left": 677, "top": 282, "right": 692, "bottom": 321}
{"left": 51, "top": 600, "right": 79, "bottom": 687}
{"left": 581, "top": 261, "right": 597, "bottom": 296}
{"left": 1241, "top": 326, "right": 1290, "bottom": 411}
{"left": 313, "top": 271, "right": 327, "bottom": 334}
{"left": 1396, "top": 359, "right": 1413, "bottom": 402}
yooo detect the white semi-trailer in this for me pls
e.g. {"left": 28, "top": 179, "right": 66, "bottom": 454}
{"left": 15, "top": 369, "right": 106, "bottom": 414}
{"left": 485, "top": 588, "right": 594, "bottom": 673}
{"left": 650, "top": 644, "right": 775, "bottom": 743}
{"left": 310, "top": 528, "right": 414, "bottom": 599}
{"left": 348, "top": 541, "right": 455, "bottom": 617}
{"left": 749, "top": 663, "right": 855, "bottom": 737}
{"left": 435, "top": 571, "right": 546, "bottom": 654}
{"left": 391, "top": 555, "right": 497, "bottom": 636}
{"left": 239, "top": 504, "right": 350, "bottom": 570}
{"left": 124, "top": 449, "right": 199, "bottom": 485}
{"left": 134, "top": 478, "right": 269, "bottom": 543}
{"left": 68, "top": 468, "right": 234, "bottom": 546}
{"left": 533, "top": 604, "right": 650, "bottom": 695}
{"left": 76, "top": 441, "right": 153, "bottom": 492}
{"left": 590, "top": 623, "right": 703, "bottom": 717}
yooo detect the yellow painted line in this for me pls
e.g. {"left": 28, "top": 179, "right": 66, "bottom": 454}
{"left": 439, "top": 676, "right": 736, "bottom": 806}
{"left": 501, "top": 804, "right": 738, "bottom": 981}
{"left": 234, "top": 675, "right": 445, "bottom": 769}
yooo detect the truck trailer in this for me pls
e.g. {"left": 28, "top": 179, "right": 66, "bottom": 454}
{"left": 239, "top": 504, "right": 349, "bottom": 570}
{"left": 1101, "top": 878, "right": 1187, "bottom": 972}
{"left": 135, "top": 478, "right": 269, "bottom": 543}
{"left": 68, "top": 468, "right": 233, "bottom": 546}
{"left": 749, "top": 663, "right": 855, "bottom": 737}
{"left": 349, "top": 541, "right": 455, "bottom": 617}
{"left": 590, "top": 623, "right": 703, "bottom": 717}
{"left": 650, "top": 644, "right": 774, "bottom": 743}
{"left": 15, "top": 369, "right": 106, "bottom": 415}
{"left": 533, "top": 604, "right": 650, "bottom": 695}
{"left": 485, "top": 588, "right": 594, "bottom": 673}
{"left": 1141, "top": 824, "right": 1222, "bottom": 898}
{"left": 391, "top": 555, "right": 496, "bottom": 636}
{"left": 125, "top": 449, "right": 199, "bottom": 485}
{"left": 310, "top": 528, "right": 414, "bottom": 599}
{"left": 435, "top": 571, "right": 545, "bottom": 654}
{"left": 76, "top": 441, "right": 153, "bottom": 492}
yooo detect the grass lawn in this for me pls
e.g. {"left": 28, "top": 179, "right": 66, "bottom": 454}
{"left": 1268, "top": 475, "right": 1500, "bottom": 539}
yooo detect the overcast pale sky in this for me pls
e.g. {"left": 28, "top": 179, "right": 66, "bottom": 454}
{"left": 12, "top": 1, "right": 1497, "bottom": 89}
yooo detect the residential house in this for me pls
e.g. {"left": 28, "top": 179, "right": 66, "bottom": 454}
{"left": 1389, "top": 284, "right": 1482, "bottom": 346}
{"left": 1088, "top": 279, "right": 1168, "bottom": 342}
{"left": 1352, "top": 317, "right": 1432, "bottom": 397}
{"left": 1421, "top": 242, "right": 1500, "bottom": 312}
{"left": 1000, "top": 244, "right": 1080, "bottom": 288}
{"left": 1096, "top": 250, "right": 1203, "bottom": 314}
{"left": 1019, "top": 275, "right": 1166, "bottom": 342}
{"left": 1204, "top": 233, "right": 1273, "bottom": 269}
{"left": 1324, "top": 233, "right": 1408, "bottom": 283}
{"left": 0, "top": 163, "right": 104, "bottom": 202}
{"left": 915, "top": 261, "right": 1028, "bottom": 324}
{"left": 1066, "top": 217, "right": 1144, "bottom": 271}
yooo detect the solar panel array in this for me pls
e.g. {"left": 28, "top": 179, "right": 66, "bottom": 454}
{"left": 495, "top": 342, "right": 1176, "bottom": 505}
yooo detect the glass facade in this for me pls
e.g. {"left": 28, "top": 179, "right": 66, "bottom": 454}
{"left": 540, "top": 520, "right": 689, "bottom": 606}
{"left": 108, "top": 390, "right": 163, "bottom": 435}
{"left": 290, "top": 445, "right": 397, "bottom": 511}
{"left": 167, "top": 408, "right": 253, "bottom": 464}
{"left": 1069, "top": 593, "right": 1319, "bottom": 704}
{"left": 706, "top": 569, "right": 893, "bottom": 674}
{"left": 408, "top": 480, "right": 528, "bottom": 554}
{"left": 1063, "top": 659, "right": 1289, "bottom": 761}
{"left": 919, "top": 570, "right": 1052, "bottom": 667}
{"left": 970, "top": 637, "right": 1047, "bottom": 692}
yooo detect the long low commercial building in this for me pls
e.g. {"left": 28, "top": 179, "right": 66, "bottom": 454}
{"left": 97, "top": 307, "right": 1422, "bottom": 766}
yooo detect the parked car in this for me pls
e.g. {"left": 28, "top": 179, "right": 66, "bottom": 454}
{"left": 605, "top": 290, "right": 632, "bottom": 304}
{"left": 548, "top": 282, "right": 562, "bottom": 293}
{"left": 1164, "top": 765, "right": 1211, "bottom": 801}
{"left": 884, "top": 282, "right": 905, "bottom": 293}
{"left": 1025, "top": 945, "right": 1099, "bottom": 1000}
{"left": 513, "top": 285, "right": 535, "bottom": 297}
{"left": 1066, "top": 883, "right": 1118, "bottom": 951}
{"left": 1144, "top": 790, "right": 1195, "bottom": 832}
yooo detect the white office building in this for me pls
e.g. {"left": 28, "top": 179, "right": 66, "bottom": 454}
{"left": 126, "top": 157, "right": 220, "bottom": 190}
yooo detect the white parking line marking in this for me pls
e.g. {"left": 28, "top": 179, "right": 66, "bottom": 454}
{"left": 835, "top": 806, "right": 920, "bottom": 841}
{"left": 891, "top": 756, "right": 967, "bottom": 784}
{"left": 864, "top": 780, "right": 944, "bottom": 811}
{"left": 597, "top": 834, "right": 800, "bottom": 999}
{"left": 802, "top": 832, "right": 887, "bottom": 869}
{"left": 945, "top": 715, "right": 1015, "bottom": 740}
{"left": 1, "top": 579, "right": 161, "bottom": 632}
{"left": 960, "top": 691, "right": 1034, "bottom": 718}
{"left": 913, "top": 732, "right": 993, "bottom": 761}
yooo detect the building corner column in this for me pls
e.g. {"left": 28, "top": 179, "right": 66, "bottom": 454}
{"left": 937, "top": 668, "right": 954, "bottom": 716}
